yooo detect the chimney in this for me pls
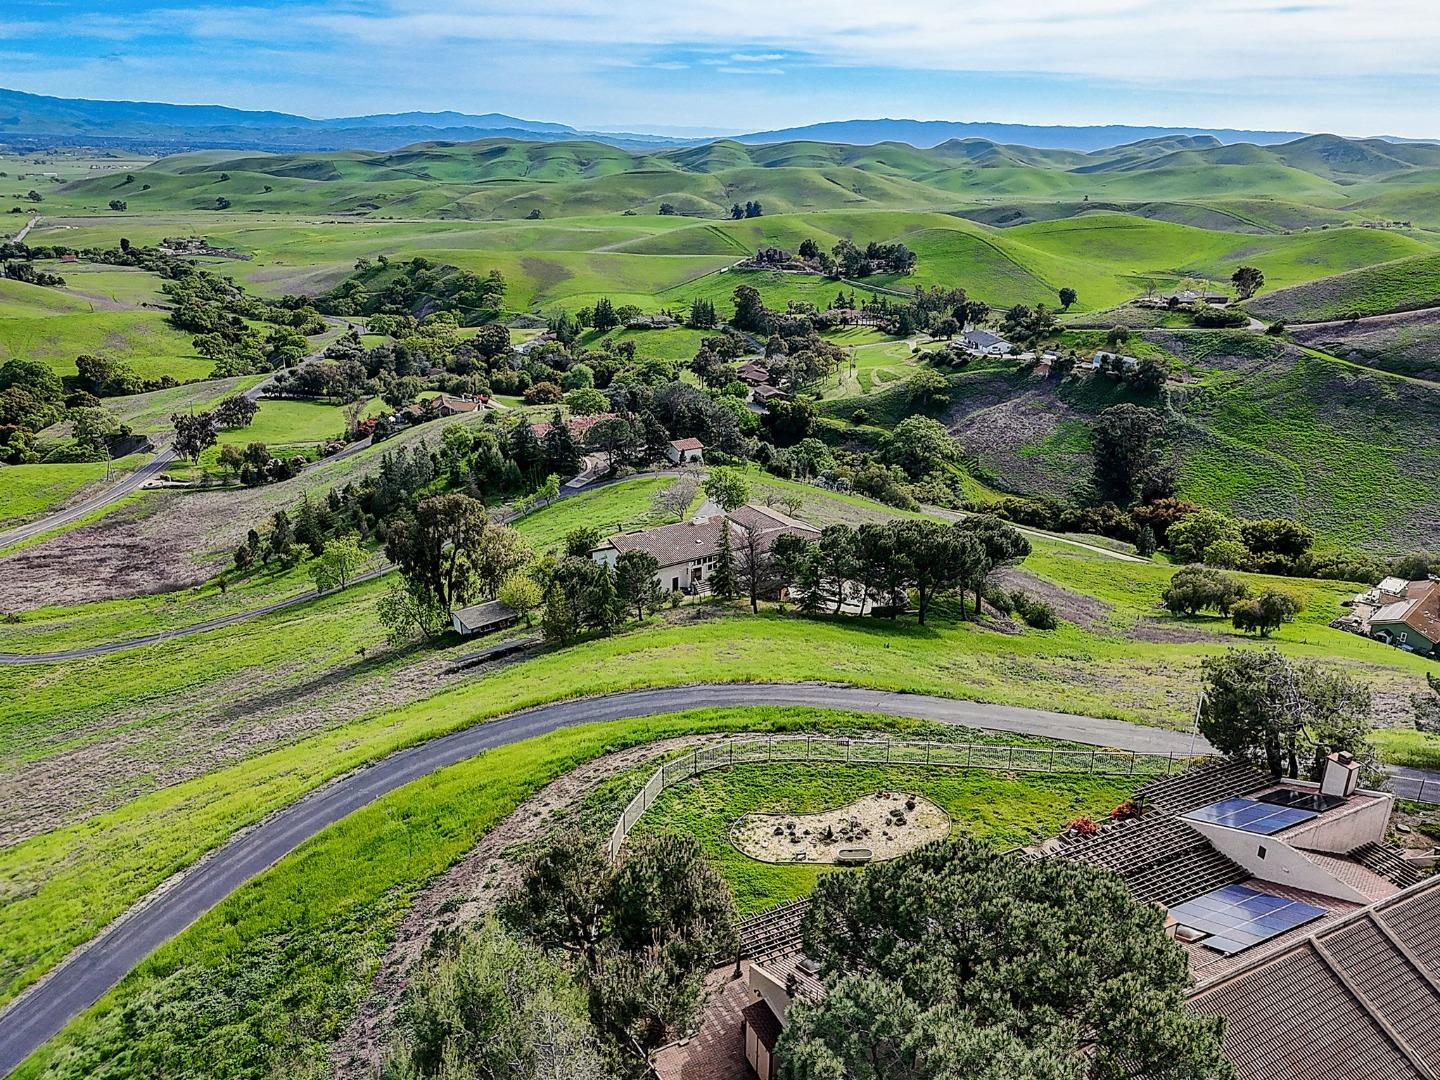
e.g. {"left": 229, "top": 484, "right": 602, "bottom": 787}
{"left": 1320, "top": 751, "right": 1361, "bottom": 800}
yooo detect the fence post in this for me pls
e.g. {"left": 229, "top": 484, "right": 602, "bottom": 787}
{"left": 1129, "top": 752, "right": 1137, "bottom": 775}
{"left": 926, "top": 742, "right": 931, "bottom": 766}
{"left": 967, "top": 743, "right": 973, "bottom": 768}
{"left": 1090, "top": 748, "right": 1097, "bottom": 773}
{"left": 1049, "top": 747, "right": 1055, "bottom": 773}
{"left": 1007, "top": 746, "right": 1014, "bottom": 770}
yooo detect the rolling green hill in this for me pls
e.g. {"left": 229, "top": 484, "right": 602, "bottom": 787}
{"left": 1248, "top": 251, "right": 1440, "bottom": 321}
{"left": 51, "top": 132, "right": 1440, "bottom": 223}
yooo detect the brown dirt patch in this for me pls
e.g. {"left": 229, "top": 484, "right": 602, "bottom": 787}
{"left": 1127, "top": 616, "right": 1214, "bottom": 645}
{"left": 994, "top": 567, "right": 1113, "bottom": 631}
{"left": 730, "top": 791, "right": 948, "bottom": 864}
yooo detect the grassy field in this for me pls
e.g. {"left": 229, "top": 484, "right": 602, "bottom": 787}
{"left": 9, "top": 707, "right": 1069, "bottom": 1079}
{"left": 634, "top": 760, "right": 1139, "bottom": 913}
{"left": 0, "top": 309, "right": 210, "bottom": 381}
{"left": 0, "top": 456, "right": 146, "bottom": 527}
{"left": 1249, "top": 252, "right": 1440, "bottom": 322}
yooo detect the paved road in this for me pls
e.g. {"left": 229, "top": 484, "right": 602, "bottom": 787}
{"left": 0, "top": 470, "right": 689, "bottom": 664}
{"left": 0, "top": 324, "right": 349, "bottom": 551}
{"left": 1387, "top": 765, "right": 1440, "bottom": 804}
{"left": 11, "top": 214, "right": 39, "bottom": 243}
{"left": 0, "top": 683, "right": 1207, "bottom": 1075}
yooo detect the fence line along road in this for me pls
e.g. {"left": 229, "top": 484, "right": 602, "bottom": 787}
{"left": 608, "top": 733, "right": 1191, "bottom": 860}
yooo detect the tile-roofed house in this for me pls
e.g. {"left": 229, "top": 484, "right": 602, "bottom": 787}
{"left": 665, "top": 437, "right": 704, "bottom": 464}
{"left": 591, "top": 504, "right": 820, "bottom": 595}
{"left": 737, "top": 360, "right": 772, "bottom": 387}
{"left": 1188, "top": 876, "right": 1440, "bottom": 1080}
{"left": 528, "top": 411, "right": 615, "bottom": 439}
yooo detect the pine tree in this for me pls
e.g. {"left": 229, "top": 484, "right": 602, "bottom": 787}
{"left": 709, "top": 520, "right": 738, "bottom": 600}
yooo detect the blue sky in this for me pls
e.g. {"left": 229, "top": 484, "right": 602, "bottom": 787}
{"left": 4, "top": 0, "right": 1439, "bottom": 137}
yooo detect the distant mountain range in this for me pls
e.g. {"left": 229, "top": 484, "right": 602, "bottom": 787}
{"left": 7, "top": 86, "right": 1429, "bottom": 157}
{"left": 0, "top": 88, "right": 690, "bottom": 152}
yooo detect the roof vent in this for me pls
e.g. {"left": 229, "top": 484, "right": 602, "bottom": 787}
{"left": 1320, "top": 751, "right": 1361, "bottom": 800}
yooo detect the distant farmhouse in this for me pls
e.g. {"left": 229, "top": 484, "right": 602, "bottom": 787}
{"left": 591, "top": 503, "right": 818, "bottom": 595}
{"left": 1337, "top": 577, "right": 1440, "bottom": 657}
{"left": 656, "top": 755, "right": 1439, "bottom": 1080}
{"left": 954, "top": 328, "right": 1014, "bottom": 356}
{"left": 1091, "top": 349, "right": 1140, "bottom": 372}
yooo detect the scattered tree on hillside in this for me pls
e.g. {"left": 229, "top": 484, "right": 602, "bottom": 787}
{"left": 688, "top": 297, "right": 717, "bottom": 329}
{"left": 382, "top": 917, "right": 607, "bottom": 1080}
{"left": 1167, "top": 509, "right": 1245, "bottom": 565}
{"left": 308, "top": 534, "right": 365, "bottom": 593}
{"left": 108, "top": 200, "right": 127, "bottom": 212}
{"left": 213, "top": 393, "right": 259, "bottom": 430}
{"left": 731, "top": 284, "right": 770, "bottom": 334}
{"left": 955, "top": 514, "right": 1032, "bottom": 617}
{"left": 1058, "top": 286, "right": 1078, "bottom": 310}
{"left": 709, "top": 519, "right": 739, "bottom": 600}
{"left": 170, "top": 410, "right": 220, "bottom": 462}
{"left": 1199, "top": 648, "right": 1373, "bottom": 780}
{"left": 884, "top": 415, "right": 956, "bottom": 478}
{"left": 778, "top": 839, "right": 1233, "bottom": 1080}
{"left": 1163, "top": 566, "right": 1249, "bottom": 616}
{"left": 385, "top": 493, "right": 524, "bottom": 614}
{"left": 703, "top": 466, "right": 750, "bottom": 512}
{"left": 615, "top": 549, "right": 664, "bottom": 621}
{"left": 1232, "top": 265, "right": 1265, "bottom": 300}
{"left": 498, "top": 568, "right": 542, "bottom": 627}
{"left": 591, "top": 296, "right": 619, "bottom": 332}
{"left": 1090, "top": 403, "right": 1167, "bottom": 506}
{"left": 1232, "top": 589, "right": 1303, "bottom": 637}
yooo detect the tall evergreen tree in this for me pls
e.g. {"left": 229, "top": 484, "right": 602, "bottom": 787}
{"left": 709, "top": 520, "right": 738, "bottom": 600}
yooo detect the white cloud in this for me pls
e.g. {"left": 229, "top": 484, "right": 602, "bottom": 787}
{"left": 291, "top": 0, "right": 1440, "bottom": 82}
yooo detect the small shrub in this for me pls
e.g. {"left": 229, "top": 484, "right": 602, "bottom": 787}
{"left": 1066, "top": 816, "right": 1100, "bottom": 836}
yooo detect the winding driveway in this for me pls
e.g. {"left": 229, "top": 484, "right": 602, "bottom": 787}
{"left": 0, "top": 322, "right": 350, "bottom": 551}
{"left": 0, "top": 684, "right": 1208, "bottom": 1075}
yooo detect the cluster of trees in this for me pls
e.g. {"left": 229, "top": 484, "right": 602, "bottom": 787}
{"left": 0, "top": 358, "right": 68, "bottom": 462}
{"left": 163, "top": 266, "right": 324, "bottom": 377}
{"left": 999, "top": 303, "right": 1060, "bottom": 348}
{"left": 778, "top": 839, "right": 1232, "bottom": 1080}
{"left": 767, "top": 515, "right": 1033, "bottom": 626}
{"left": 318, "top": 255, "right": 506, "bottom": 323}
{"left": 168, "top": 393, "right": 262, "bottom": 463}
{"left": 830, "top": 238, "right": 917, "bottom": 278}
{"left": 728, "top": 200, "right": 764, "bottom": 219}
{"left": 2, "top": 261, "right": 65, "bottom": 286}
{"left": 230, "top": 443, "right": 439, "bottom": 577}
{"left": 380, "top": 492, "right": 528, "bottom": 638}
{"left": 384, "top": 831, "right": 736, "bottom": 1078}
{"left": 1163, "top": 566, "right": 1304, "bottom": 636}
{"left": 1199, "top": 647, "right": 1375, "bottom": 781}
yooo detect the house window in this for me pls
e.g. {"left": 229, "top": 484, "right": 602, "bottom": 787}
{"left": 1398, "top": 631, "right": 1408, "bottom": 643}
{"left": 1257, "top": 845, "right": 1266, "bottom": 860}
{"left": 671, "top": 577, "right": 679, "bottom": 592}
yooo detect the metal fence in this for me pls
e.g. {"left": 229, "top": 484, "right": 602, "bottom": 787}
{"left": 607, "top": 734, "right": 1193, "bottom": 861}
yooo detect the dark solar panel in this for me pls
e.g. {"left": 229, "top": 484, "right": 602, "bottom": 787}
{"left": 1257, "top": 788, "right": 1344, "bottom": 812}
{"left": 1170, "top": 884, "right": 1327, "bottom": 954}
{"left": 1184, "top": 797, "right": 1317, "bottom": 835}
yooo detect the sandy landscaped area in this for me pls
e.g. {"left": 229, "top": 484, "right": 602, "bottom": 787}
{"left": 730, "top": 790, "right": 950, "bottom": 864}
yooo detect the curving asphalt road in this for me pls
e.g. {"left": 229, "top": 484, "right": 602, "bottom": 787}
{"left": 0, "top": 470, "right": 690, "bottom": 665}
{"left": 0, "top": 323, "right": 349, "bottom": 551}
{"left": 0, "top": 683, "right": 1208, "bottom": 1075}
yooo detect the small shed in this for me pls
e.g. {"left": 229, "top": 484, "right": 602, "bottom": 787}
{"left": 451, "top": 599, "right": 518, "bottom": 638}
{"left": 666, "top": 437, "right": 704, "bottom": 465}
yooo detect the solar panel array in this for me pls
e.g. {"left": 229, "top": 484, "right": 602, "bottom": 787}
{"left": 1170, "top": 884, "right": 1328, "bottom": 954}
{"left": 1184, "top": 797, "right": 1318, "bottom": 835}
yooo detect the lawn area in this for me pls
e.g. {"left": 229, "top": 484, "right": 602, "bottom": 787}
{"left": 216, "top": 398, "right": 379, "bottom": 448}
{"left": 0, "top": 456, "right": 146, "bottom": 528}
{"left": 634, "top": 760, "right": 1139, "bottom": 912}
{"left": 7, "top": 707, "right": 1042, "bottom": 1079}
{"left": 0, "top": 310, "right": 210, "bottom": 382}
{"left": 513, "top": 474, "right": 701, "bottom": 553}
{"left": 3, "top": 546, "right": 1434, "bottom": 1016}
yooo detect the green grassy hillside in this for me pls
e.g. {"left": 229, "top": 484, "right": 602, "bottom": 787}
{"left": 1248, "top": 251, "right": 1440, "bottom": 321}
